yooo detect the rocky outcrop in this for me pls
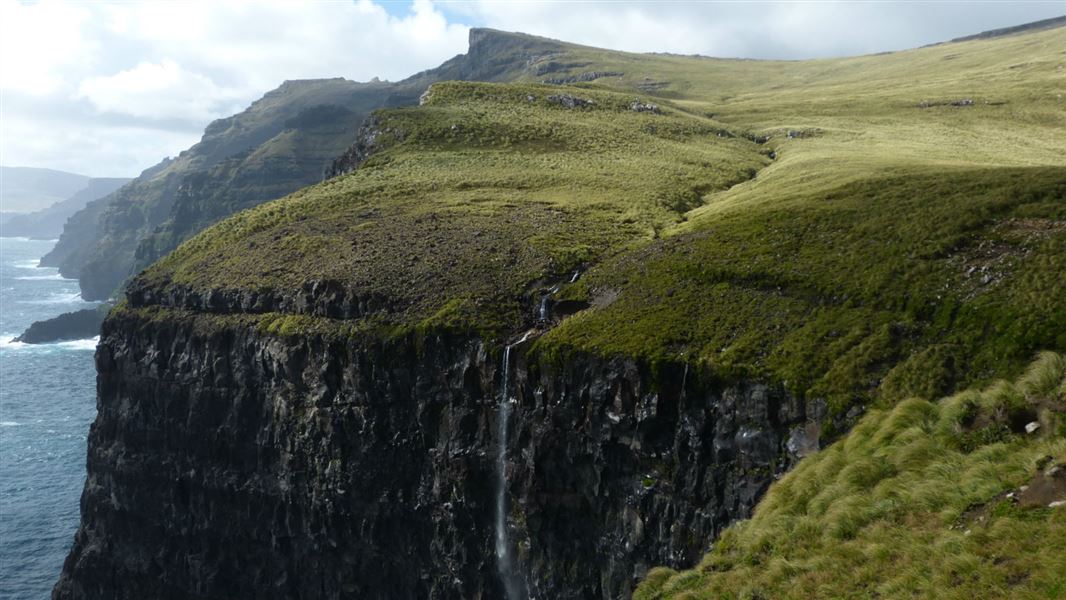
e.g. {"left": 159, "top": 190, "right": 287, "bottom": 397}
{"left": 547, "top": 94, "right": 595, "bottom": 109}
{"left": 542, "top": 71, "right": 623, "bottom": 85}
{"left": 54, "top": 300, "right": 822, "bottom": 599}
{"left": 324, "top": 116, "right": 390, "bottom": 179}
{"left": 13, "top": 305, "right": 108, "bottom": 344}
{"left": 941, "top": 14, "right": 1066, "bottom": 44}
{"left": 124, "top": 277, "right": 394, "bottom": 319}
{"left": 628, "top": 100, "right": 661, "bottom": 114}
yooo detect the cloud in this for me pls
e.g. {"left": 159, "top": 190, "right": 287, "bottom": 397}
{"left": 0, "top": 112, "right": 200, "bottom": 178}
{"left": 454, "top": 1, "right": 1065, "bottom": 59}
{"left": 1, "top": 0, "right": 1062, "bottom": 177}
{"left": 1, "top": 0, "right": 469, "bottom": 176}
{"left": 0, "top": 0, "right": 95, "bottom": 95}
{"left": 90, "top": 0, "right": 468, "bottom": 89}
{"left": 78, "top": 60, "right": 241, "bottom": 123}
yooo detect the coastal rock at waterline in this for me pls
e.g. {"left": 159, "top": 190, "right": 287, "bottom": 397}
{"left": 14, "top": 305, "right": 108, "bottom": 344}
{"left": 54, "top": 307, "right": 821, "bottom": 599}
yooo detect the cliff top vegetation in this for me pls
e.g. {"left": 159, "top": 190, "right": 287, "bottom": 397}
{"left": 132, "top": 25, "right": 1066, "bottom": 412}
{"left": 636, "top": 351, "right": 1066, "bottom": 599}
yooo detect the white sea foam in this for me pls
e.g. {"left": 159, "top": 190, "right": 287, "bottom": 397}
{"left": 14, "top": 273, "right": 66, "bottom": 281}
{"left": 56, "top": 337, "right": 100, "bottom": 351}
{"left": 0, "top": 335, "right": 98, "bottom": 351}
{"left": 0, "top": 421, "right": 20, "bottom": 426}
{"left": 25, "top": 291, "right": 85, "bottom": 304}
{"left": 12, "top": 259, "right": 42, "bottom": 269}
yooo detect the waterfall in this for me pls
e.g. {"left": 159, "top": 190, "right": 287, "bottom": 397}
{"left": 538, "top": 285, "right": 560, "bottom": 322}
{"left": 496, "top": 331, "right": 532, "bottom": 600}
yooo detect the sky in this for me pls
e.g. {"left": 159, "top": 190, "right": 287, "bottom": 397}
{"left": 1, "top": 0, "right": 1062, "bottom": 177}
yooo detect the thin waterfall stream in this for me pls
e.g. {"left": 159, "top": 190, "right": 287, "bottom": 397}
{"left": 495, "top": 276, "right": 578, "bottom": 598}
{"left": 495, "top": 330, "right": 534, "bottom": 600}
{"left": 538, "top": 285, "right": 559, "bottom": 322}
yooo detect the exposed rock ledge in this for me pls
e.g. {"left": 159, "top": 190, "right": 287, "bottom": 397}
{"left": 14, "top": 305, "right": 108, "bottom": 344}
{"left": 53, "top": 301, "right": 828, "bottom": 599}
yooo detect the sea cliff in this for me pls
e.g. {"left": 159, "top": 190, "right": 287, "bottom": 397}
{"left": 54, "top": 300, "right": 824, "bottom": 599}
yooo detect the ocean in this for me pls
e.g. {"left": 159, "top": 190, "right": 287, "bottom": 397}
{"left": 0, "top": 237, "right": 99, "bottom": 599}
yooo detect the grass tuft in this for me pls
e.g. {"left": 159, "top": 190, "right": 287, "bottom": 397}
{"left": 636, "top": 353, "right": 1066, "bottom": 599}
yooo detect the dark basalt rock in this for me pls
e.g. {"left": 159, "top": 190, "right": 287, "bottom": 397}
{"left": 53, "top": 300, "right": 825, "bottom": 599}
{"left": 124, "top": 277, "right": 395, "bottom": 319}
{"left": 13, "top": 305, "right": 108, "bottom": 344}
{"left": 916, "top": 98, "right": 975, "bottom": 108}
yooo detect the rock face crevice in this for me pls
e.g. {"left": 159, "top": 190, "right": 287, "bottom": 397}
{"left": 54, "top": 307, "right": 815, "bottom": 599}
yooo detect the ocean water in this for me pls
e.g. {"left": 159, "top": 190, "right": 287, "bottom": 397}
{"left": 0, "top": 237, "right": 99, "bottom": 599}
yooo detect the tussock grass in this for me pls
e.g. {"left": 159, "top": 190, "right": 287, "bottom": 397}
{"left": 102, "top": 25, "right": 1066, "bottom": 600}
{"left": 545, "top": 166, "right": 1066, "bottom": 407}
{"left": 139, "top": 82, "right": 766, "bottom": 334}
{"left": 635, "top": 353, "right": 1066, "bottom": 600}
{"left": 535, "top": 26, "right": 1066, "bottom": 405}
{"left": 140, "top": 27, "right": 1065, "bottom": 402}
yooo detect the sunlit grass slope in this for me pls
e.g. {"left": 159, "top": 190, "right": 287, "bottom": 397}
{"left": 539, "top": 25, "right": 1066, "bottom": 408}
{"left": 635, "top": 352, "right": 1066, "bottom": 600}
{"left": 125, "top": 22, "right": 1066, "bottom": 597}
{"left": 546, "top": 167, "right": 1066, "bottom": 411}
{"left": 138, "top": 83, "right": 767, "bottom": 331}
{"left": 138, "top": 26, "right": 1065, "bottom": 405}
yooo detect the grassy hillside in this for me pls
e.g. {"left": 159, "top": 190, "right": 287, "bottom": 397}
{"left": 635, "top": 352, "right": 1066, "bottom": 600}
{"left": 138, "top": 25, "right": 1066, "bottom": 408}
{"left": 537, "top": 25, "right": 1066, "bottom": 406}
{"left": 137, "top": 82, "right": 767, "bottom": 332}
{"left": 547, "top": 167, "right": 1066, "bottom": 411}
{"left": 118, "top": 21, "right": 1066, "bottom": 598}
{"left": 48, "top": 29, "right": 595, "bottom": 301}
{"left": 47, "top": 78, "right": 391, "bottom": 299}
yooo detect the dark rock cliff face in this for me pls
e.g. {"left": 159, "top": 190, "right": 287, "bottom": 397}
{"left": 324, "top": 115, "right": 387, "bottom": 179}
{"left": 55, "top": 305, "right": 818, "bottom": 599}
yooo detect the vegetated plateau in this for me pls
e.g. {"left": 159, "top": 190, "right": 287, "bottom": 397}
{"left": 56, "top": 22, "right": 1065, "bottom": 600}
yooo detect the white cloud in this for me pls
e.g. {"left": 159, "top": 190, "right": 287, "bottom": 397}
{"left": 1, "top": 0, "right": 1062, "bottom": 177}
{"left": 0, "top": 0, "right": 95, "bottom": 95}
{"left": 455, "top": 1, "right": 1065, "bottom": 59}
{"left": 1, "top": 0, "right": 468, "bottom": 176}
{"left": 78, "top": 60, "right": 240, "bottom": 122}
{"left": 0, "top": 113, "right": 199, "bottom": 178}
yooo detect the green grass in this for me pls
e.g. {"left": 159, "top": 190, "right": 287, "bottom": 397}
{"left": 137, "top": 82, "right": 767, "bottom": 334}
{"left": 137, "top": 26, "right": 1066, "bottom": 405}
{"left": 634, "top": 352, "right": 1066, "bottom": 600}
{"left": 118, "top": 25, "right": 1066, "bottom": 596}
{"left": 542, "top": 166, "right": 1066, "bottom": 409}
